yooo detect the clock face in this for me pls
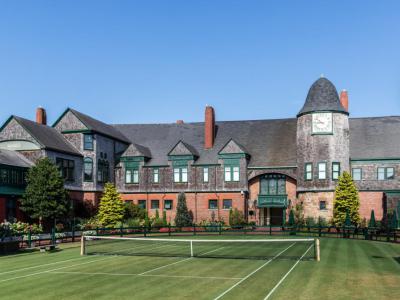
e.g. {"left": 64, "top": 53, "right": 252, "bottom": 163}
{"left": 312, "top": 113, "right": 333, "bottom": 134}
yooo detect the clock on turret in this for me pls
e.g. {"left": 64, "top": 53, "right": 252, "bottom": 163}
{"left": 312, "top": 112, "right": 333, "bottom": 134}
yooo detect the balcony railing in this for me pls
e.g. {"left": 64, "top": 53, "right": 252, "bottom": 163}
{"left": 257, "top": 194, "right": 288, "bottom": 208}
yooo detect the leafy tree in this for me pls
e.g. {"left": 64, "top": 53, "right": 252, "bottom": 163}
{"left": 294, "top": 203, "right": 305, "bottom": 225}
{"left": 21, "top": 158, "right": 70, "bottom": 225}
{"left": 333, "top": 171, "right": 361, "bottom": 226}
{"left": 123, "top": 202, "right": 146, "bottom": 220}
{"left": 174, "top": 193, "right": 193, "bottom": 227}
{"left": 369, "top": 210, "right": 376, "bottom": 227}
{"left": 229, "top": 208, "right": 245, "bottom": 226}
{"left": 97, "top": 183, "right": 124, "bottom": 227}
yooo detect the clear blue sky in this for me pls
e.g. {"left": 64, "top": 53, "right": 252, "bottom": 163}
{"left": 0, "top": 0, "right": 399, "bottom": 125}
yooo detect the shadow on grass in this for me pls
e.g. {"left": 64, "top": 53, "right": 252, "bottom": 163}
{"left": 393, "top": 257, "right": 400, "bottom": 264}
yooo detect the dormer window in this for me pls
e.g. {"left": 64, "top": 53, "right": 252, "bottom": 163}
{"left": 174, "top": 167, "right": 188, "bottom": 183}
{"left": 83, "top": 134, "right": 94, "bottom": 150}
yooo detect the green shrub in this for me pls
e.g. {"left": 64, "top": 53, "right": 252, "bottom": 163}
{"left": 124, "top": 202, "right": 146, "bottom": 220}
{"left": 229, "top": 208, "right": 245, "bottom": 226}
{"left": 305, "top": 217, "right": 316, "bottom": 227}
{"left": 318, "top": 217, "right": 328, "bottom": 227}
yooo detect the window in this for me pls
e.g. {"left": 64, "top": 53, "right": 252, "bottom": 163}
{"left": 223, "top": 199, "right": 232, "bottom": 210}
{"left": 97, "top": 159, "right": 109, "bottom": 183}
{"left": 305, "top": 163, "right": 313, "bottom": 180}
{"left": 153, "top": 168, "right": 159, "bottom": 183}
{"left": 151, "top": 200, "right": 159, "bottom": 209}
{"left": 203, "top": 167, "right": 209, "bottom": 182}
{"left": 164, "top": 200, "right": 173, "bottom": 210}
{"left": 0, "top": 167, "right": 26, "bottom": 186}
{"left": 318, "top": 162, "right": 327, "bottom": 180}
{"left": 83, "top": 158, "right": 93, "bottom": 181}
{"left": 56, "top": 158, "right": 75, "bottom": 182}
{"left": 378, "top": 167, "right": 395, "bottom": 180}
{"left": 260, "top": 174, "right": 286, "bottom": 195}
{"left": 224, "top": 166, "right": 240, "bottom": 182}
{"left": 83, "top": 134, "right": 94, "bottom": 150}
{"left": 138, "top": 200, "right": 146, "bottom": 209}
{"left": 173, "top": 167, "right": 188, "bottom": 183}
{"left": 208, "top": 199, "right": 218, "bottom": 210}
{"left": 125, "top": 168, "right": 139, "bottom": 184}
{"left": 332, "top": 162, "right": 340, "bottom": 180}
{"left": 319, "top": 200, "right": 327, "bottom": 210}
{"left": 352, "top": 168, "right": 362, "bottom": 181}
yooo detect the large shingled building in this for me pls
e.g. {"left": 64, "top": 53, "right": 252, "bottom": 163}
{"left": 0, "top": 77, "right": 399, "bottom": 224}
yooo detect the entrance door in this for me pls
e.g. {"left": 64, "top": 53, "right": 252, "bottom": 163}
{"left": 270, "top": 208, "right": 283, "bottom": 225}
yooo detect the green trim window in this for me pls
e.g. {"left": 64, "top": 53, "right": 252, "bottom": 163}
{"left": 332, "top": 162, "right": 340, "bottom": 180}
{"left": 83, "top": 157, "right": 93, "bottom": 182}
{"left": 223, "top": 199, "right": 232, "bottom": 210}
{"left": 173, "top": 167, "right": 188, "bottom": 183}
{"left": 208, "top": 199, "right": 218, "bottom": 210}
{"left": 224, "top": 166, "right": 240, "bottom": 182}
{"left": 164, "top": 199, "right": 173, "bottom": 210}
{"left": 352, "top": 168, "right": 362, "bottom": 181}
{"left": 260, "top": 174, "right": 286, "bottom": 195}
{"left": 97, "top": 159, "right": 109, "bottom": 183}
{"left": 378, "top": 167, "right": 395, "bottom": 180}
{"left": 305, "top": 163, "right": 313, "bottom": 180}
{"left": 151, "top": 199, "right": 159, "bottom": 209}
{"left": 203, "top": 167, "right": 209, "bottom": 182}
{"left": 56, "top": 158, "right": 75, "bottom": 182}
{"left": 319, "top": 200, "right": 327, "bottom": 210}
{"left": 125, "top": 168, "right": 139, "bottom": 184}
{"left": 153, "top": 168, "right": 159, "bottom": 183}
{"left": 83, "top": 134, "right": 94, "bottom": 150}
{"left": 318, "top": 162, "right": 327, "bottom": 180}
{"left": 0, "top": 166, "right": 27, "bottom": 186}
{"left": 138, "top": 200, "right": 146, "bottom": 209}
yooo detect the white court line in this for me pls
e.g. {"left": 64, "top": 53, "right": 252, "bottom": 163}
{"left": 138, "top": 246, "right": 226, "bottom": 275}
{"left": 49, "top": 270, "right": 242, "bottom": 280}
{"left": 263, "top": 244, "right": 314, "bottom": 300}
{"left": 213, "top": 243, "right": 296, "bottom": 300}
{"left": 0, "top": 256, "right": 114, "bottom": 283}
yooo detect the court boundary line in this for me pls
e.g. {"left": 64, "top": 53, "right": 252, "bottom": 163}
{"left": 212, "top": 243, "right": 296, "bottom": 300}
{"left": 263, "top": 243, "right": 314, "bottom": 300}
{"left": 49, "top": 270, "right": 243, "bottom": 280}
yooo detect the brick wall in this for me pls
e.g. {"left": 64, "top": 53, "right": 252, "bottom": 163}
{"left": 359, "top": 191, "right": 385, "bottom": 220}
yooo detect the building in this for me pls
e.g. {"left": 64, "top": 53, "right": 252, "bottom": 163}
{"left": 0, "top": 77, "right": 399, "bottom": 224}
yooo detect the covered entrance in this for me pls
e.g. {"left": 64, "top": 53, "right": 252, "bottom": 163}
{"left": 257, "top": 174, "right": 288, "bottom": 225}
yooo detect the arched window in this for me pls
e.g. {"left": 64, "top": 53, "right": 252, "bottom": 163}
{"left": 260, "top": 174, "right": 286, "bottom": 195}
{"left": 84, "top": 158, "right": 93, "bottom": 182}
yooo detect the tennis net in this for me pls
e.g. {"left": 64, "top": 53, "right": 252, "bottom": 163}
{"left": 81, "top": 236, "right": 320, "bottom": 261}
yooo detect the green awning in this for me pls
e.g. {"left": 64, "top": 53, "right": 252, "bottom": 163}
{"left": 257, "top": 195, "right": 288, "bottom": 208}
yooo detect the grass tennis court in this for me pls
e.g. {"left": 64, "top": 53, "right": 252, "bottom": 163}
{"left": 0, "top": 236, "right": 399, "bottom": 300}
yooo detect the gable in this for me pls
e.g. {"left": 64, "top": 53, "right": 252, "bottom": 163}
{"left": 219, "top": 139, "right": 248, "bottom": 155}
{"left": 53, "top": 109, "right": 88, "bottom": 132}
{"left": 168, "top": 141, "right": 198, "bottom": 157}
{"left": 121, "top": 143, "right": 151, "bottom": 158}
{"left": 0, "top": 117, "right": 41, "bottom": 149}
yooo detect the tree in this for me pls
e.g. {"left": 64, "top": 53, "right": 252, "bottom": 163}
{"left": 97, "top": 183, "right": 124, "bottom": 227}
{"left": 162, "top": 210, "right": 167, "bottom": 226}
{"left": 21, "top": 157, "right": 70, "bottom": 225}
{"left": 123, "top": 202, "right": 146, "bottom": 220}
{"left": 333, "top": 171, "right": 361, "bottom": 226}
{"left": 391, "top": 211, "right": 398, "bottom": 229}
{"left": 174, "top": 193, "right": 193, "bottom": 227}
{"left": 369, "top": 210, "right": 376, "bottom": 228}
{"left": 288, "top": 209, "right": 295, "bottom": 226}
{"left": 229, "top": 208, "right": 245, "bottom": 226}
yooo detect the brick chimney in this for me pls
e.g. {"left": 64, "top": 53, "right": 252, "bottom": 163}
{"left": 36, "top": 107, "right": 47, "bottom": 125}
{"left": 176, "top": 120, "right": 184, "bottom": 124}
{"left": 340, "top": 90, "right": 349, "bottom": 112}
{"left": 204, "top": 105, "right": 215, "bottom": 149}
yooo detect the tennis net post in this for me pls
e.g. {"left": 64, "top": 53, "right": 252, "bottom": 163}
{"left": 80, "top": 235, "right": 85, "bottom": 256}
{"left": 315, "top": 238, "right": 320, "bottom": 261}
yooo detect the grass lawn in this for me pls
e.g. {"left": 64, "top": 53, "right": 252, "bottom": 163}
{"left": 0, "top": 236, "right": 399, "bottom": 300}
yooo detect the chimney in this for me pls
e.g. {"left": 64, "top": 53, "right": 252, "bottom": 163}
{"left": 340, "top": 90, "right": 349, "bottom": 112}
{"left": 36, "top": 107, "right": 47, "bottom": 125}
{"left": 204, "top": 105, "right": 215, "bottom": 149}
{"left": 176, "top": 120, "right": 184, "bottom": 124}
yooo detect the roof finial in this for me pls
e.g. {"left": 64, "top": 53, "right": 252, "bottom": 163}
{"left": 320, "top": 73, "right": 325, "bottom": 78}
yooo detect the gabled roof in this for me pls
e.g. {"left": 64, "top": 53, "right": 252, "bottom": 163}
{"left": 0, "top": 149, "right": 33, "bottom": 168}
{"left": 121, "top": 143, "right": 152, "bottom": 158}
{"left": 219, "top": 139, "right": 249, "bottom": 155}
{"left": 298, "top": 77, "right": 348, "bottom": 117}
{"left": 54, "top": 108, "right": 130, "bottom": 144}
{"left": 8, "top": 116, "right": 81, "bottom": 156}
{"left": 168, "top": 141, "right": 199, "bottom": 157}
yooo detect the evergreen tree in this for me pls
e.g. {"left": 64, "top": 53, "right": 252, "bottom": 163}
{"left": 21, "top": 157, "right": 70, "bottom": 225}
{"left": 162, "top": 210, "right": 167, "bottom": 226}
{"left": 97, "top": 183, "right": 124, "bottom": 227}
{"left": 174, "top": 192, "right": 193, "bottom": 227}
{"left": 333, "top": 171, "right": 361, "bottom": 226}
{"left": 369, "top": 210, "right": 376, "bottom": 227}
{"left": 288, "top": 209, "right": 295, "bottom": 226}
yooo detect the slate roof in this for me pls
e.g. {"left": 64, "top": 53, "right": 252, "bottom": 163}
{"left": 121, "top": 143, "right": 152, "bottom": 158}
{"left": 13, "top": 116, "right": 82, "bottom": 156}
{"left": 0, "top": 149, "right": 33, "bottom": 168}
{"left": 298, "top": 78, "right": 348, "bottom": 117}
{"left": 68, "top": 109, "right": 130, "bottom": 144}
{"left": 349, "top": 116, "right": 400, "bottom": 159}
{"left": 114, "top": 118, "right": 298, "bottom": 167}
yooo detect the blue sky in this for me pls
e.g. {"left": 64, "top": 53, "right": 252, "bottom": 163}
{"left": 0, "top": 0, "right": 399, "bottom": 125}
